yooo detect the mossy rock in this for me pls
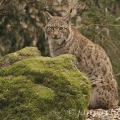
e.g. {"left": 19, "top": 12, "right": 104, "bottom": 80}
{"left": 0, "top": 47, "right": 41, "bottom": 68}
{"left": 0, "top": 47, "right": 91, "bottom": 120}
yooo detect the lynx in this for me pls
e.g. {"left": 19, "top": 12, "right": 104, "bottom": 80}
{"left": 44, "top": 11, "right": 119, "bottom": 109}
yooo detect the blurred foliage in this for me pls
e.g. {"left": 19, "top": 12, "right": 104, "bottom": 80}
{"left": 0, "top": 0, "right": 50, "bottom": 56}
{"left": 0, "top": 0, "right": 120, "bottom": 99}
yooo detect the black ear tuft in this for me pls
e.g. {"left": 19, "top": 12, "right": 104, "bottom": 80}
{"left": 44, "top": 11, "right": 53, "bottom": 24}
{"left": 63, "top": 13, "right": 71, "bottom": 24}
{"left": 44, "top": 7, "right": 47, "bottom": 12}
{"left": 70, "top": 9, "right": 72, "bottom": 13}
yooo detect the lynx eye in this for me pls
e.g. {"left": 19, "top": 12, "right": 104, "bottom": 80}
{"left": 59, "top": 27, "right": 63, "bottom": 30}
{"left": 47, "top": 27, "right": 54, "bottom": 30}
{"left": 50, "top": 27, "right": 54, "bottom": 30}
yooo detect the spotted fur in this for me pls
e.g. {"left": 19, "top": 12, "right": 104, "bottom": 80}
{"left": 44, "top": 11, "right": 119, "bottom": 109}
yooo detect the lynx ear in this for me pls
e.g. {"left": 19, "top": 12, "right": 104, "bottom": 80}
{"left": 44, "top": 11, "right": 53, "bottom": 24}
{"left": 63, "top": 13, "right": 71, "bottom": 24}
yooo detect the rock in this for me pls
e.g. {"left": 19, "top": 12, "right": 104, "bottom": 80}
{"left": 0, "top": 47, "right": 91, "bottom": 120}
{"left": 0, "top": 47, "right": 41, "bottom": 68}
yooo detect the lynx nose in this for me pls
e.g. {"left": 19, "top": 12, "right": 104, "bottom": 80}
{"left": 53, "top": 35, "right": 59, "bottom": 39}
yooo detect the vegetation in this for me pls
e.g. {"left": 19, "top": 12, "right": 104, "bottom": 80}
{"left": 0, "top": 47, "right": 91, "bottom": 120}
{"left": 0, "top": 0, "right": 47, "bottom": 56}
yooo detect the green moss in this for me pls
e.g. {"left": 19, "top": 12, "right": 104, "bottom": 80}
{"left": 0, "top": 76, "right": 55, "bottom": 120}
{"left": 0, "top": 47, "right": 91, "bottom": 120}
{"left": 0, "top": 47, "right": 41, "bottom": 68}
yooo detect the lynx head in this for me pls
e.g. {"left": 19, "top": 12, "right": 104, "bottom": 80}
{"left": 44, "top": 11, "right": 72, "bottom": 45}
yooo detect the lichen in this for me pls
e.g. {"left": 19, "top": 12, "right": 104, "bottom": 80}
{"left": 0, "top": 47, "right": 91, "bottom": 120}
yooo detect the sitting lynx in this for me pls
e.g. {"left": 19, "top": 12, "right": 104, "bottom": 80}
{"left": 44, "top": 11, "right": 119, "bottom": 109}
